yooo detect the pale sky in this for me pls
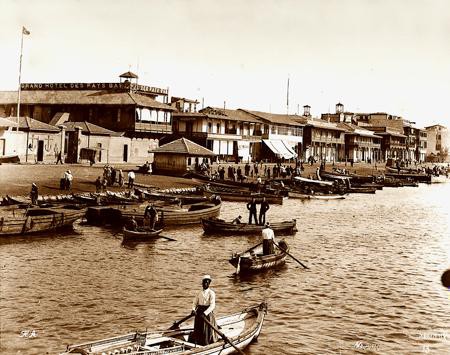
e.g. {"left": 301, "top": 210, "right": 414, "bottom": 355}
{"left": 1, "top": 0, "right": 449, "bottom": 128}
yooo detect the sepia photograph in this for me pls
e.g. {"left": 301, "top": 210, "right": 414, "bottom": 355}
{"left": 0, "top": 0, "right": 449, "bottom": 354}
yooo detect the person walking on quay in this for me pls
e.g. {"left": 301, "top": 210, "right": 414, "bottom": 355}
{"left": 30, "top": 183, "right": 39, "bottom": 205}
{"left": 189, "top": 275, "right": 218, "bottom": 346}
{"left": 259, "top": 197, "right": 270, "bottom": 225}
{"left": 247, "top": 197, "right": 258, "bottom": 224}
{"left": 55, "top": 150, "right": 63, "bottom": 164}
{"left": 262, "top": 222, "right": 275, "bottom": 255}
{"left": 118, "top": 169, "right": 124, "bottom": 187}
{"left": 95, "top": 176, "right": 102, "bottom": 193}
{"left": 144, "top": 204, "right": 158, "bottom": 230}
{"left": 111, "top": 168, "right": 117, "bottom": 186}
{"left": 127, "top": 170, "right": 135, "bottom": 189}
{"left": 219, "top": 166, "right": 225, "bottom": 180}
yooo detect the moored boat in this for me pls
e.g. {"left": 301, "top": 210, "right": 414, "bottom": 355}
{"left": 201, "top": 218, "right": 297, "bottom": 235}
{"left": 203, "top": 185, "right": 285, "bottom": 205}
{"left": 122, "top": 226, "right": 164, "bottom": 241}
{"left": 61, "top": 302, "right": 267, "bottom": 355}
{"left": 288, "top": 191, "right": 346, "bottom": 200}
{"left": 229, "top": 240, "right": 289, "bottom": 273}
{"left": 0, "top": 205, "right": 86, "bottom": 236}
{"left": 120, "top": 201, "right": 222, "bottom": 226}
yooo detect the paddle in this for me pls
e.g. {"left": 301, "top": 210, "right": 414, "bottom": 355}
{"left": 158, "top": 235, "right": 177, "bottom": 242}
{"left": 168, "top": 313, "right": 194, "bottom": 330}
{"left": 200, "top": 314, "right": 245, "bottom": 355}
{"left": 273, "top": 240, "right": 309, "bottom": 269}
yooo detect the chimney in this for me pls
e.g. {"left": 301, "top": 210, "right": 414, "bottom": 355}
{"left": 224, "top": 101, "right": 226, "bottom": 109}
{"left": 336, "top": 102, "right": 344, "bottom": 114}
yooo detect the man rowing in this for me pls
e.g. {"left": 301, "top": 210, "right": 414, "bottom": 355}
{"left": 189, "top": 275, "right": 219, "bottom": 346}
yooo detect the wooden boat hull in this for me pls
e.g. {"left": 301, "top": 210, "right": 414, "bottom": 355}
{"left": 288, "top": 191, "right": 345, "bottom": 200}
{"left": 120, "top": 202, "right": 222, "bottom": 226}
{"left": 229, "top": 241, "right": 289, "bottom": 273}
{"left": 385, "top": 172, "right": 431, "bottom": 183}
{"left": 204, "top": 187, "right": 284, "bottom": 205}
{"left": 61, "top": 302, "right": 267, "bottom": 355}
{"left": 0, "top": 206, "right": 85, "bottom": 236}
{"left": 122, "top": 227, "right": 163, "bottom": 241}
{"left": 201, "top": 218, "right": 297, "bottom": 235}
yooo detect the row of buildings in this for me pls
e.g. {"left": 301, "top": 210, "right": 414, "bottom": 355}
{"left": 0, "top": 72, "right": 448, "bottom": 167}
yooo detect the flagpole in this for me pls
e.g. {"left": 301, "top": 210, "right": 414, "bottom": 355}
{"left": 16, "top": 28, "right": 24, "bottom": 132}
{"left": 286, "top": 75, "right": 290, "bottom": 115}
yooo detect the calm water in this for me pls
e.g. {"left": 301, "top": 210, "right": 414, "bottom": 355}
{"left": 1, "top": 184, "right": 450, "bottom": 354}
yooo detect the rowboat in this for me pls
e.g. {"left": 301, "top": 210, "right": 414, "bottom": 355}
{"left": 61, "top": 302, "right": 267, "bottom": 355}
{"left": 122, "top": 227, "right": 163, "bottom": 241}
{"left": 288, "top": 191, "right": 346, "bottom": 200}
{"left": 293, "top": 176, "right": 334, "bottom": 187}
{"left": 229, "top": 240, "right": 289, "bottom": 273}
{"left": 203, "top": 185, "right": 285, "bottom": 205}
{"left": 0, "top": 205, "right": 86, "bottom": 236}
{"left": 120, "top": 201, "right": 222, "bottom": 226}
{"left": 201, "top": 218, "right": 297, "bottom": 235}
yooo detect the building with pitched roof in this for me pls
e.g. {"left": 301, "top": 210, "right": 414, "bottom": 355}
{"left": 171, "top": 105, "right": 264, "bottom": 162}
{"left": 337, "top": 122, "right": 382, "bottom": 163}
{"left": 0, "top": 72, "right": 174, "bottom": 140}
{"left": 151, "top": 137, "right": 215, "bottom": 175}
{"left": 0, "top": 116, "right": 63, "bottom": 163}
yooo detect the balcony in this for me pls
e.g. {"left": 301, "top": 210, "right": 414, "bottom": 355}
{"left": 135, "top": 122, "right": 172, "bottom": 133}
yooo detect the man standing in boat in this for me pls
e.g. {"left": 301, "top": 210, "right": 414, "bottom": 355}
{"left": 30, "top": 183, "right": 39, "bottom": 205}
{"left": 247, "top": 198, "right": 258, "bottom": 224}
{"left": 262, "top": 222, "right": 275, "bottom": 255}
{"left": 189, "top": 275, "right": 218, "bottom": 346}
{"left": 259, "top": 197, "right": 270, "bottom": 225}
{"left": 144, "top": 204, "right": 158, "bottom": 230}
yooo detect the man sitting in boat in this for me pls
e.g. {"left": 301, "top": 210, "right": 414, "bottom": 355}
{"left": 262, "top": 223, "right": 275, "bottom": 255}
{"left": 127, "top": 216, "right": 138, "bottom": 232}
{"left": 232, "top": 215, "right": 242, "bottom": 224}
{"left": 189, "top": 275, "right": 219, "bottom": 346}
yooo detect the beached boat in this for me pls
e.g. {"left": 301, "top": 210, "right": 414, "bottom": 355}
{"left": 120, "top": 201, "right": 222, "bottom": 226}
{"left": 203, "top": 185, "right": 285, "bottom": 205}
{"left": 201, "top": 218, "right": 297, "bottom": 235}
{"left": 229, "top": 240, "right": 289, "bottom": 273}
{"left": 293, "top": 176, "right": 335, "bottom": 187}
{"left": 61, "top": 302, "right": 267, "bottom": 355}
{"left": 0, "top": 205, "right": 86, "bottom": 236}
{"left": 288, "top": 191, "right": 346, "bottom": 200}
{"left": 122, "top": 226, "right": 164, "bottom": 241}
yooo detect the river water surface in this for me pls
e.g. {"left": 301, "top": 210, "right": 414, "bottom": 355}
{"left": 1, "top": 183, "right": 450, "bottom": 354}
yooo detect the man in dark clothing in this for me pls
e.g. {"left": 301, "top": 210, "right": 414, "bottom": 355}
{"left": 247, "top": 198, "right": 258, "bottom": 224}
{"left": 244, "top": 163, "right": 250, "bottom": 176}
{"left": 30, "top": 183, "right": 38, "bottom": 205}
{"left": 259, "top": 197, "right": 270, "bottom": 225}
{"left": 219, "top": 167, "right": 225, "bottom": 180}
{"left": 95, "top": 176, "right": 102, "bottom": 193}
{"left": 144, "top": 204, "right": 158, "bottom": 230}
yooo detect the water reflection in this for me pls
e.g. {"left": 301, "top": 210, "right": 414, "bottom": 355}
{"left": 1, "top": 184, "right": 450, "bottom": 354}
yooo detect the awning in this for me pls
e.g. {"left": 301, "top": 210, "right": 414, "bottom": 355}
{"left": 263, "top": 139, "right": 297, "bottom": 159}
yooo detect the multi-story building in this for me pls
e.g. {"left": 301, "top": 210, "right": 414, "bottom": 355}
{"left": 403, "top": 120, "right": 418, "bottom": 163}
{"left": 171, "top": 105, "right": 262, "bottom": 162}
{"left": 415, "top": 128, "right": 427, "bottom": 163}
{"left": 239, "top": 109, "right": 304, "bottom": 161}
{"left": 0, "top": 72, "right": 174, "bottom": 137}
{"left": 337, "top": 122, "right": 382, "bottom": 163}
{"left": 425, "top": 124, "right": 448, "bottom": 162}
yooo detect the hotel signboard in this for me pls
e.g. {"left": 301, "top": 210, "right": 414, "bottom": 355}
{"left": 21, "top": 82, "right": 168, "bottom": 96}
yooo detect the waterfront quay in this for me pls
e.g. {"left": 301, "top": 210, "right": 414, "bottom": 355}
{"left": 0, "top": 162, "right": 449, "bottom": 354}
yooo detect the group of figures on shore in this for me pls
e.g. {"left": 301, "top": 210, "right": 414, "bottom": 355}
{"left": 95, "top": 165, "right": 138, "bottom": 192}
{"left": 214, "top": 162, "right": 303, "bottom": 182}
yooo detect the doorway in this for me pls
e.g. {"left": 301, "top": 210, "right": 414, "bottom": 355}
{"left": 37, "top": 140, "right": 44, "bottom": 162}
{"left": 123, "top": 144, "right": 128, "bottom": 162}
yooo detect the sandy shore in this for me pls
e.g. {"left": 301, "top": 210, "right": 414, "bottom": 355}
{"left": 0, "top": 161, "right": 389, "bottom": 198}
{"left": 0, "top": 163, "right": 199, "bottom": 197}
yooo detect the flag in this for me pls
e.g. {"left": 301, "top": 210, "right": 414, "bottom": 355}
{"left": 22, "top": 27, "right": 30, "bottom": 35}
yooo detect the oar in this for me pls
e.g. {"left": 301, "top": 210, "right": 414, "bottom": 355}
{"left": 201, "top": 314, "right": 245, "bottom": 355}
{"left": 158, "top": 235, "right": 177, "bottom": 242}
{"left": 273, "top": 241, "right": 309, "bottom": 269}
{"left": 168, "top": 313, "right": 194, "bottom": 330}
